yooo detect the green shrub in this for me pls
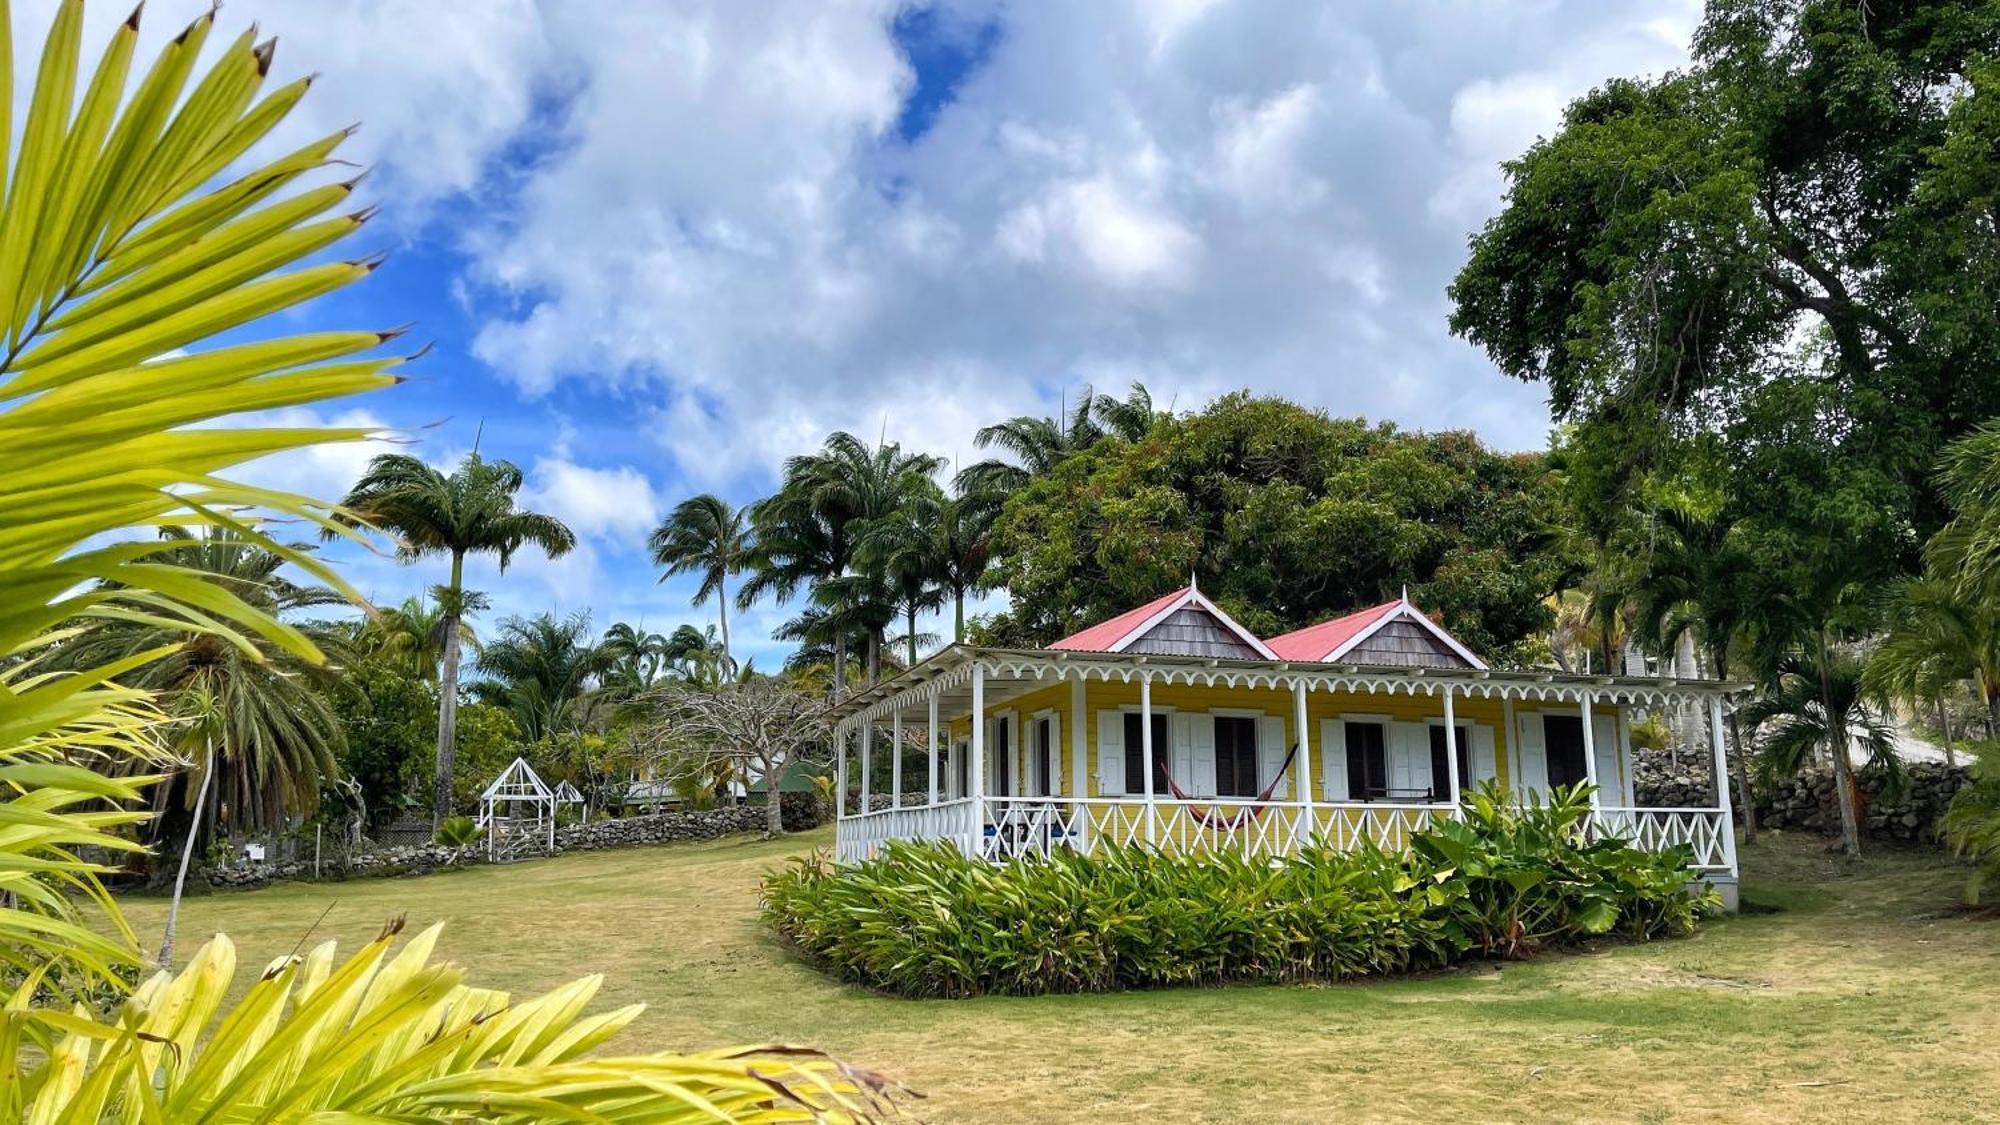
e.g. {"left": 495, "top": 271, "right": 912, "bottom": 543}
{"left": 762, "top": 784, "right": 1715, "bottom": 998}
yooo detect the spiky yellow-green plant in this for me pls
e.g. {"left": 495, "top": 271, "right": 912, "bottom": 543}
{"left": 0, "top": 2, "right": 886, "bottom": 1118}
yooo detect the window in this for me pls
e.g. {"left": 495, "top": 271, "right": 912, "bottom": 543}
{"left": 1543, "top": 715, "right": 1588, "bottom": 788}
{"left": 955, "top": 741, "right": 968, "bottom": 797}
{"left": 1215, "top": 716, "right": 1260, "bottom": 797}
{"left": 993, "top": 717, "right": 1013, "bottom": 797}
{"left": 1427, "top": 724, "right": 1472, "bottom": 801}
{"left": 1344, "top": 721, "right": 1387, "bottom": 801}
{"left": 1032, "top": 717, "right": 1055, "bottom": 797}
{"left": 1123, "top": 712, "right": 1171, "bottom": 796}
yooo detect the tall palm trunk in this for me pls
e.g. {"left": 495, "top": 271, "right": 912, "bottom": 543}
{"left": 954, "top": 586, "right": 966, "bottom": 643}
{"left": 907, "top": 603, "right": 919, "bottom": 667}
{"left": 832, "top": 636, "right": 847, "bottom": 699}
{"left": 159, "top": 737, "right": 215, "bottom": 970}
{"left": 434, "top": 552, "right": 465, "bottom": 831}
{"left": 716, "top": 571, "right": 733, "bottom": 674}
{"left": 1935, "top": 692, "right": 1957, "bottom": 769}
{"left": 1712, "top": 643, "right": 1757, "bottom": 843}
{"left": 1818, "top": 629, "right": 1862, "bottom": 858}
{"left": 866, "top": 631, "right": 881, "bottom": 686}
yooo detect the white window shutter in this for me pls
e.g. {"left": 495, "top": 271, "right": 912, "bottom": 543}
{"left": 1592, "top": 712, "right": 1621, "bottom": 806}
{"left": 1471, "top": 724, "right": 1498, "bottom": 786}
{"left": 1515, "top": 712, "right": 1548, "bottom": 796}
{"left": 1259, "top": 715, "right": 1289, "bottom": 799}
{"left": 1320, "top": 718, "right": 1347, "bottom": 802}
{"left": 1390, "top": 721, "right": 1429, "bottom": 794}
{"left": 1046, "top": 713, "right": 1063, "bottom": 796}
{"left": 1097, "top": 711, "right": 1125, "bottom": 796}
{"left": 1190, "top": 715, "right": 1217, "bottom": 797}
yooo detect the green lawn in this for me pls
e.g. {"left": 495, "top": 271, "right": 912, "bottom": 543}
{"left": 120, "top": 831, "right": 2000, "bottom": 1123}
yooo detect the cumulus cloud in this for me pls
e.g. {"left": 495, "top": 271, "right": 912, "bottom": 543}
{"left": 521, "top": 456, "right": 661, "bottom": 543}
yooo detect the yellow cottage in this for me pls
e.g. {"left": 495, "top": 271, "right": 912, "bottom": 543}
{"left": 826, "top": 585, "right": 1742, "bottom": 906}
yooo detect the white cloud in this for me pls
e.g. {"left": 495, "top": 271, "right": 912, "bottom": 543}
{"left": 521, "top": 457, "right": 660, "bottom": 543}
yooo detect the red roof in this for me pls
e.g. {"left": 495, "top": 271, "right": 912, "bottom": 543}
{"left": 1048, "top": 587, "right": 1190, "bottom": 652}
{"left": 1263, "top": 600, "right": 1401, "bottom": 662}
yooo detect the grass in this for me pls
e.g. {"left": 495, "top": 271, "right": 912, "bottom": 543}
{"left": 120, "top": 830, "right": 2000, "bottom": 1123}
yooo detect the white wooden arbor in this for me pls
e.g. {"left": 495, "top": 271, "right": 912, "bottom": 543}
{"left": 478, "top": 757, "right": 557, "bottom": 861}
{"left": 552, "top": 779, "right": 587, "bottom": 823}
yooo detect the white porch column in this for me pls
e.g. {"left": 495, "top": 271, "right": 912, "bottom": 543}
{"left": 1579, "top": 692, "right": 1600, "bottom": 808}
{"left": 926, "top": 690, "right": 939, "bottom": 807}
{"left": 1292, "top": 677, "right": 1314, "bottom": 848}
{"left": 969, "top": 663, "right": 986, "bottom": 855}
{"left": 860, "top": 719, "right": 873, "bottom": 815}
{"left": 1141, "top": 673, "right": 1158, "bottom": 845}
{"left": 1443, "top": 685, "right": 1462, "bottom": 810}
{"left": 1709, "top": 694, "right": 1739, "bottom": 877}
{"left": 1070, "top": 676, "right": 1088, "bottom": 798}
{"left": 835, "top": 724, "right": 849, "bottom": 820}
{"left": 891, "top": 709, "right": 903, "bottom": 809}
{"left": 1502, "top": 696, "right": 1519, "bottom": 800}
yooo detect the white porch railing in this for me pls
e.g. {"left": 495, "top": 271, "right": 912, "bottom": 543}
{"left": 835, "top": 798, "right": 979, "bottom": 863}
{"left": 835, "top": 797, "right": 1738, "bottom": 878}
{"left": 1585, "top": 806, "right": 1734, "bottom": 872}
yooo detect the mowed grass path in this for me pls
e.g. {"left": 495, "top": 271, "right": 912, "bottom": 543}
{"left": 121, "top": 830, "right": 2000, "bottom": 1124}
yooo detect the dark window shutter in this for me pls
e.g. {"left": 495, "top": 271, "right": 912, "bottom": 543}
{"left": 1428, "top": 727, "right": 1449, "bottom": 802}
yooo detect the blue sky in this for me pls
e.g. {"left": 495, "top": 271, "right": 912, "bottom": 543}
{"left": 20, "top": 1, "right": 1700, "bottom": 669}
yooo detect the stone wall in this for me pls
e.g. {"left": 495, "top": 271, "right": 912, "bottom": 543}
{"left": 205, "top": 792, "right": 830, "bottom": 890}
{"left": 1631, "top": 747, "right": 1969, "bottom": 843}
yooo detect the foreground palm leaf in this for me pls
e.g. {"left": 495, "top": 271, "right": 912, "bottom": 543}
{"left": 5, "top": 919, "right": 892, "bottom": 1122}
{"left": 0, "top": 2, "right": 890, "bottom": 1117}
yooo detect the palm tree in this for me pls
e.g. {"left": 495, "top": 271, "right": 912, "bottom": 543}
{"left": 650, "top": 494, "right": 750, "bottom": 672}
{"left": 337, "top": 451, "right": 576, "bottom": 828}
{"left": 1091, "top": 381, "right": 1163, "bottom": 440}
{"left": 1933, "top": 419, "right": 2000, "bottom": 600}
{"left": 854, "top": 479, "right": 950, "bottom": 667}
{"left": 601, "top": 621, "right": 672, "bottom": 687}
{"left": 59, "top": 528, "right": 350, "bottom": 852}
{"left": 1628, "top": 504, "right": 1760, "bottom": 841}
{"left": 471, "top": 611, "right": 612, "bottom": 743}
{"left": 1741, "top": 647, "right": 1903, "bottom": 845}
{"left": 743, "top": 432, "right": 944, "bottom": 694}
{"left": 1865, "top": 576, "right": 2000, "bottom": 757}
{"left": 359, "top": 594, "right": 475, "bottom": 682}
{"left": 956, "top": 387, "right": 1106, "bottom": 501}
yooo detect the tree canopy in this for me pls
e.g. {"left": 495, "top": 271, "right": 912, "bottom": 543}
{"left": 1449, "top": 0, "right": 2000, "bottom": 558}
{"left": 981, "top": 393, "right": 1572, "bottom": 662}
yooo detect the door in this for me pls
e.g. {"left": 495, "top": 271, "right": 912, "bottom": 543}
{"left": 1543, "top": 714, "right": 1588, "bottom": 789}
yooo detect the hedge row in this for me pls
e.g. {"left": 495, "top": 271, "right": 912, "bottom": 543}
{"left": 763, "top": 785, "right": 1715, "bottom": 998}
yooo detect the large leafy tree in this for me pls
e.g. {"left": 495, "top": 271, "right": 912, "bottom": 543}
{"left": 985, "top": 393, "right": 1572, "bottom": 658}
{"left": 0, "top": 2, "right": 873, "bottom": 1115}
{"left": 337, "top": 451, "right": 575, "bottom": 829}
{"left": 649, "top": 493, "right": 750, "bottom": 672}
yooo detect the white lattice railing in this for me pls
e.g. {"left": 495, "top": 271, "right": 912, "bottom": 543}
{"left": 1585, "top": 807, "right": 1734, "bottom": 872}
{"left": 835, "top": 798, "right": 1736, "bottom": 876}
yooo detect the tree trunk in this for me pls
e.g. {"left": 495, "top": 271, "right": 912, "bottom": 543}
{"left": 832, "top": 636, "right": 847, "bottom": 699}
{"left": 434, "top": 553, "right": 465, "bottom": 832}
{"left": 159, "top": 737, "right": 215, "bottom": 971}
{"left": 1935, "top": 692, "right": 1956, "bottom": 769}
{"left": 1986, "top": 680, "right": 2000, "bottom": 742}
{"left": 867, "top": 631, "right": 881, "bottom": 686}
{"left": 764, "top": 754, "right": 785, "bottom": 837}
{"left": 717, "top": 572, "right": 733, "bottom": 675}
{"left": 1818, "top": 630, "right": 1862, "bottom": 858}
{"left": 1726, "top": 705, "right": 1758, "bottom": 843}
{"left": 907, "top": 605, "right": 918, "bottom": 668}
{"left": 955, "top": 588, "right": 966, "bottom": 643}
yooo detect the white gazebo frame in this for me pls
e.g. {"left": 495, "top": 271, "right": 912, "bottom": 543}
{"left": 478, "top": 756, "right": 557, "bottom": 860}
{"left": 552, "top": 778, "right": 587, "bottom": 823}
